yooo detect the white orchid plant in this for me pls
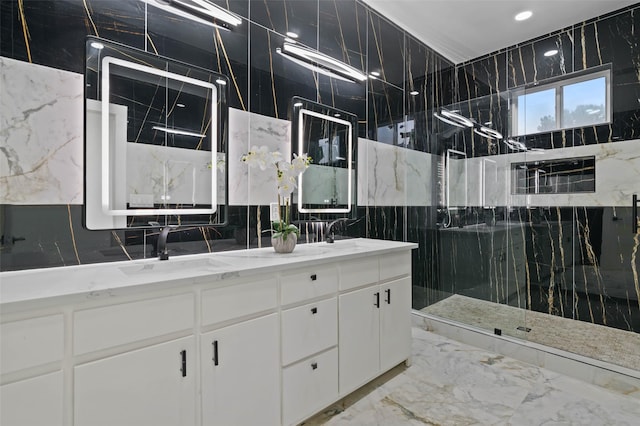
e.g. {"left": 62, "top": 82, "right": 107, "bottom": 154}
{"left": 241, "top": 146, "right": 312, "bottom": 240}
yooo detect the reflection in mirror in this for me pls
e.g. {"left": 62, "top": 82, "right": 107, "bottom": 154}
{"left": 446, "top": 149, "right": 467, "bottom": 209}
{"left": 291, "top": 98, "right": 357, "bottom": 216}
{"left": 511, "top": 156, "right": 596, "bottom": 194}
{"left": 84, "top": 37, "right": 228, "bottom": 230}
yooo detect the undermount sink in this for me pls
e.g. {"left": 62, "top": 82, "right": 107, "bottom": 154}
{"left": 119, "top": 257, "right": 231, "bottom": 276}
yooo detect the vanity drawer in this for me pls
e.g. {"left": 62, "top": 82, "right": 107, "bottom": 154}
{"left": 1, "top": 314, "right": 64, "bottom": 374}
{"left": 74, "top": 294, "right": 193, "bottom": 355}
{"left": 339, "top": 256, "right": 379, "bottom": 291}
{"left": 282, "top": 347, "right": 338, "bottom": 426}
{"left": 280, "top": 266, "right": 338, "bottom": 306}
{"left": 202, "top": 277, "right": 277, "bottom": 326}
{"left": 281, "top": 298, "right": 337, "bottom": 366}
{"left": 380, "top": 251, "right": 411, "bottom": 281}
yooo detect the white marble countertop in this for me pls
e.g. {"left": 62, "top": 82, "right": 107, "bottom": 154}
{"left": 0, "top": 238, "right": 417, "bottom": 309}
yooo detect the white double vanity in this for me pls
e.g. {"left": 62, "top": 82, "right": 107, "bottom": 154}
{"left": 0, "top": 238, "right": 416, "bottom": 426}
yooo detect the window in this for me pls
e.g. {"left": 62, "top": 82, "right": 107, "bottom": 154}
{"left": 511, "top": 68, "right": 611, "bottom": 136}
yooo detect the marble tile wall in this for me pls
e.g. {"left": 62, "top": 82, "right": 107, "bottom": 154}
{"left": 0, "top": 57, "right": 83, "bottom": 205}
{"left": 0, "top": 0, "right": 453, "bottom": 271}
{"left": 1, "top": 0, "right": 637, "bottom": 348}
{"left": 435, "top": 5, "right": 640, "bottom": 336}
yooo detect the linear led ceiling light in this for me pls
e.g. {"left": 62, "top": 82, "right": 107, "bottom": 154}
{"left": 277, "top": 42, "right": 367, "bottom": 83}
{"left": 143, "top": 0, "right": 242, "bottom": 28}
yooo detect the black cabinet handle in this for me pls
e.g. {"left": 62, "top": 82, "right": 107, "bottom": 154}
{"left": 212, "top": 340, "right": 219, "bottom": 366}
{"left": 374, "top": 292, "right": 380, "bottom": 308}
{"left": 385, "top": 288, "right": 391, "bottom": 304}
{"left": 310, "top": 274, "right": 317, "bottom": 281}
{"left": 311, "top": 307, "right": 318, "bottom": 314}
{"left": 311, "top": 362, "right": 318, "bottom": 370}
{"left": 180, "top": 350, "right": 187, "bottom": 377}
{"left": 633, "top": 194, "right": 638, "bottom": 234}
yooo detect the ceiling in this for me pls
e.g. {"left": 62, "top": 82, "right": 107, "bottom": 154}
{"left": 361, "top": 0, "right": 638, "bottom": 64}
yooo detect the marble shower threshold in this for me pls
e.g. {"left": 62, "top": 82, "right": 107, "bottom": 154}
{"left": 419, "top": 294, "right": 640, "bottom": 374}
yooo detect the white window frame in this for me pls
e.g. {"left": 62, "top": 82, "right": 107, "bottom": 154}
{"left": 511, "top": 67, "right": 611, "bottom": 136}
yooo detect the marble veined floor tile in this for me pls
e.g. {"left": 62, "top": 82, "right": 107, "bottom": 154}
{"left": 304, "top": 328, "right": 640, "bottom": 426}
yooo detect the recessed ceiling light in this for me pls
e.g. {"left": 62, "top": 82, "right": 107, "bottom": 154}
{"left": 370, "top": 71, "right": 380, "bottom": 77}
{"left": 515, "top": 10, "right": 532, "bottom": 21}
{"left": 216, "top": 78, "right": 227, "bottom": 85}
{"left": 409, "top": 90, "right": 419, "bottom": 96}
{"left": 544, "top": 49, "right": 558, "bottom": 57}
{"left": 286, "top": 31, "right": 298, "bottom": 39}
{"left": 293, "top": 102, "right": 303, "bottom": 107}
{"left": 176, "top": 103, "right": 186, "bottom": 108}
{"left": 334, "top": 113, "right": 341, "bottom": 117}
{"left": 90, "top": 41, "right": 104, "bottom": 50}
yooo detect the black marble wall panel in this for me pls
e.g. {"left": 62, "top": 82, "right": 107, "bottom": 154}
{"left": 249, "top": 0, "right": 318, "bottom": 49}
{"left": 457, "top": 51, "right": 508, "bottom": 101}
{"left": 0, "top": 0, "right": 455, "bottom": 272}
{"left": 433, "top": 5, "right": 640, "bottom": 336}
{"left": 574, "top": 9, "right": 640, "bottom": 143}
{"left": 405, "top": 35, "right": 455, "bottom": 153}
{"left": 367, "top": 12, "right": 404, "bottom": 87}
{"left": 507, "top": 31, "right": 574, "bottom": 88}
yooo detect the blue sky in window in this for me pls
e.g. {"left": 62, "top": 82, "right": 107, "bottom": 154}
{"left": 518, "top": 89, "right": 555, "bottom": 134}
{"left": 564, "top": 77, "right": 605, "bottom": 111}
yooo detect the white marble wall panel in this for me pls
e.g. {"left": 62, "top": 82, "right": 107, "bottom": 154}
{"left": 0, "top": 57, "right": 83, "bottom": 204}
{"left": 451, "top": 140, "right": 640, "bottom": 207}
{"left": 227, "top": 108, "right": 291, "bottom": 206}
{"left": 358, "top": 138, "right": 434, "bottom": 207}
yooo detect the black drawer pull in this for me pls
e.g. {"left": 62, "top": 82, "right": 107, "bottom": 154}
{"left": 374, "top": 292, "right": 380, "bottom": 308}
{"left": 311, "top": 362, "right": 318, "bottom": 370}
{"left": 385, "top": 288, "right": 391, "bottom": 304}
{"left": 212, "top": 340, "right": 219, "bottom": 366}
{"left": 311, "top": 307, "right": 318, "bottom": 314}
{"left": 633, "top": 194, "right": 638, "bottom": 234}
{"left": 180, "top": 350, "right": 187, "bottom": 377}
{"left": 310, "top": 274, "right": 317, "bottom": 281}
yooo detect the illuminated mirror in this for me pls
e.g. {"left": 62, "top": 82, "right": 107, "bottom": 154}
{"left": 291, "top": 97, "right": 357, "bottom": 215}
{"left": 84, "top": 37, "right": 228, "bottom": 230}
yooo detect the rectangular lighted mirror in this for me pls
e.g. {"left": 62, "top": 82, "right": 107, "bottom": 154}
{"left": 292, "top": 98, "right": 357, "bottom": 215}
{"left": 84, "top": 37, "right": 228, "bottom": 230}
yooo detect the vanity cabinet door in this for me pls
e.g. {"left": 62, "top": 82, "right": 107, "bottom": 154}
{"left": 74, "top": 336, "right": 196, "bottom": 426}
{"left": 338, "top": 286, "right": 380, "bottom": 395}
{"left": 201, "top": 313, "right": 280, "bottom": 426}
{"left": 380, "top": 277, "right": 412, "bottom": 372}
{"left": 1, "top": 371, "right": 63, "bottom": 426}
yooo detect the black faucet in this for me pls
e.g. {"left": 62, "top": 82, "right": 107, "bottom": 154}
{"left": 325, "top": 218, "right": 350, "bottom": 243}
{"left": 148, "top": 222, "right": 177, "bottom": 260}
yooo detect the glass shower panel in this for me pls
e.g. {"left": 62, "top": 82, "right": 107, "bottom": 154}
{"left": 423, "top": 94, "right": 527, "bottom": 339}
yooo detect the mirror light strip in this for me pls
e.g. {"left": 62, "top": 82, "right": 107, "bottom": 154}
{"left": 101, "top": 56, "right": 217, "bottom": 216}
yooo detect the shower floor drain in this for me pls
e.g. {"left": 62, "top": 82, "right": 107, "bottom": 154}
{"left": 516, "top": 326, "right": 532, "bottom": 332}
